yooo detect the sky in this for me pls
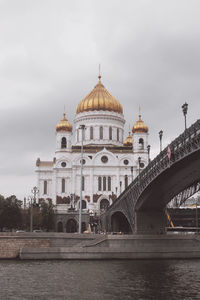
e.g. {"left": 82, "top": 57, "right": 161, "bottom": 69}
{"left": 0, "top": 0, "right": 200, "bottom": 200}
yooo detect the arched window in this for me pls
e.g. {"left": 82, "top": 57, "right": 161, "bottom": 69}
{"left": 61, "top": 137, "right": 67, "bottom": 149}
{"left": 62, "top": 178, "right": 65, "bottom": 193}
{"left": 103, "top": 176, "right": 106, "bottom": 191}
{"left": 125, "top": 175, "right": 128, "bottom": 189}
{"left": 90, "top": 127, "right": 93, "bottom": 140}
{"left": 139, "top": 138, "right": 144, "bottom": 149}
{"left": 108, "top": 177, "right": 111, "bottom": 191}
{"left": 109, "top": 127, "right": 112, "bottom": 140}
{"left": 117, "top": 128, "right": 119, "bottom": 141}
{"left": 82, "top": 176, "right": 84, "bottom": 191}
{"left": 82, "top": 200, "right": 87, "bottom": 209}
{"left": 100, "top": 126, "right": 103, "bottom": 139}
{"left": 44, "top": 180, "right": 47, "bottom": 195}
{"left": 78, "top": 200, "right": 87, "bottom": 209}
{"left": 98, "top": 177, "right": 102, "bottom": 191}
{"left": 100, "top": 199, "right": 110, "bottom": 210}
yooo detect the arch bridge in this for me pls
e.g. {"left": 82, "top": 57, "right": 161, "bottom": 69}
{"left": 101, "top": 120, "right": 200, "bottom": 234}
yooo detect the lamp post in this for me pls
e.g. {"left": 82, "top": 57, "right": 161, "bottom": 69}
{"left": 29, "top": 196, "right": 33, "bottom": 232}
{"left": 138, "top": 156, "right": 141, "bottom": 175}
{"left": 131, "top": 166, "right": 133, "bottom": 181}
{"left": 79, "top": 124, "right": 85, "bottom": 234}
{"left": 147, "top": 145, "right": 151, "bottom": 163}
{"left": 31, "top": 186, "right": 39, "bottom": 204}
{"left": 159, "top": 130, "right": 163, "bottom": 152}
{"left": 29, "top": 186, "right": 39, "bottom": 232}
{"left": 182, "top": 102, "right": 188, "bottom": 131}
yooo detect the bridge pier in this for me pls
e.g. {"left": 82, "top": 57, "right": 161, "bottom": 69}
{"left": 134, "top": 211, "right": 166, "bottom": 234}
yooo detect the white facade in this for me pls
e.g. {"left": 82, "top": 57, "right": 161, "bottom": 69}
{"left": 36, "top": 78, "right": 149, "bottom": 215}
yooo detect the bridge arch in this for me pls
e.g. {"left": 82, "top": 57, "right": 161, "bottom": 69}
{"left": 111, "top": 211, "right": 132, "bottom": 233}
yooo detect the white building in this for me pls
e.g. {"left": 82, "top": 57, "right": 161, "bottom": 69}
{"left": 36, "top": 75, "right": 149, "bottom": 230}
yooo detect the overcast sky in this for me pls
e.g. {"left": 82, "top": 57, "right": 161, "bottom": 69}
{"left": 0, "top": 0, "right": 200, "bottom": 200}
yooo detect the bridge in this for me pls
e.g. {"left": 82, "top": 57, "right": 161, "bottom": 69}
{"left": 101, "top": 119, "right": 200, "bottom": 234}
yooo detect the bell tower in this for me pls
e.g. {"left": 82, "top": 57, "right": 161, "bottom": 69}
{"left": 55, "top": 112, "right": 73, "bottom": 156}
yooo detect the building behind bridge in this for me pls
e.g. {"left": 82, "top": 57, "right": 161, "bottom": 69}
{"left": 35, "top": 74, "right": 149, "bottom": 232}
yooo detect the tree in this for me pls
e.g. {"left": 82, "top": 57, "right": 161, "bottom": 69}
{"left": 40, "top": 202, "right": 55, "bottom": 231}
{"left": 0, "top": 195, "right": 22, "bottom": 231}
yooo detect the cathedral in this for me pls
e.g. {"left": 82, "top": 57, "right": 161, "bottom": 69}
{"left": 36, "top": 74, "right": 149, "bottom": 232}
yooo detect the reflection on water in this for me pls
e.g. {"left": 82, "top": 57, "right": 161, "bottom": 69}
{"left": 0, "top": 259, "right": 200, "bottom": 300}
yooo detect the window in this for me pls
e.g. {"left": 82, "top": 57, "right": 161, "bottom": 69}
{"left": 100, "top": 126, "right": 103, "bottom": 139}
{"left": 101, "top": 156, "right": 108, "bottom": 163}
{"left": 44, "top": 180, "right": 47, "bottom": 195}
{"left": 103, "top": 177, "right": 106, "bottom": 191}
{"left": 139, "top": 138, "right": 144, "bottom": 149}
{"left": 124, "top": 159, "right": 129, "bottom": 165}
{"left": 98, "top": 177, "right": 102, "bottom": 191}
{"left": 125, "top": 175, "right": 128, "bottom": 189}
{"left": 61, "top": 162, "right": 66, "bottom": 167}
{"left": 82, "top": 176, "right": 84, "bottom": 191}
{"left": 117, "top": 128, "right": 119, "bottom": 141}
{"left": 109, "top": 126, "right": 112, "bottom": 140}
{"left": 62, "top": 178, "right": 65, "bottom": 193}
{"left": 90, "top": 127, "right": 93, "bottom": 140}
{"left": 108, "top": 177, "right": 111, "bottom": 191}
{"left": 61, "top": 137, "right": 67, "bottom": 149}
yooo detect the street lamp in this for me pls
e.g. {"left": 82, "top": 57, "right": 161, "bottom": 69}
{"left": 182, "top": 102, "right": 188, "bottom": 131}
{"left": 138, "top": 156, "right": 141, "bottom": 175}
{"left": 147, "top": 145, "right": 151, "bottom": 163}
{"left": 79, "top": 124, "right": 85, "bottom": 234}
{"left": 131, "top": 166, "right": 133, "bottom": 181}
{"left": 29, "top": 186, "right": 39, "bottom": 232}
{"left": 159, "top": 130, "right": 163, "bottom": 152}
{"left": 28, "top": 196, "right": 33, "bottom": 232}
{"left": 31, "top": 186, "right": 39, "bottom": 204}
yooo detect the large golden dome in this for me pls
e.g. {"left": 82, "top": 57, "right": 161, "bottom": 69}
{"left": 56, "top": 113, "right": 72, "bottom": 132}
{"left": 132, "top": 113, "right": 148, "bottom": 134}
{"left": 123, "top": 131, "right": 133, "bottom": 146}
{"left": 76, "top": 76, "right": 123, "bottom": 114}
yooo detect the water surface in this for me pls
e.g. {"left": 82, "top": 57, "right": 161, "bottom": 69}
{"left": 0, "top": 259, "right": 199, "bottom": 299}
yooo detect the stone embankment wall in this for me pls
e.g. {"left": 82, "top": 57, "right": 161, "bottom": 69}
{"left": 0, "top": 233, "right": 96, "bottom": 259}
{"left": 0, "top": 235, "right": 50, "bottom": 259}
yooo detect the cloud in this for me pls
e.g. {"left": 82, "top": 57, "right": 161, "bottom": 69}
{"left": 0, "top": 0, "right": 200, "bottom": 198}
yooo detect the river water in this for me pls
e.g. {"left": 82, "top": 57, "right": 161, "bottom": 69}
{"left": 0, "top": 259, "right": 200, "bottom": 300}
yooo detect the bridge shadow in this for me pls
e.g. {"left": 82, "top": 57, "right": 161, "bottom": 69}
{"left": 111, "top": 212, "right": 132, "bottom": 234}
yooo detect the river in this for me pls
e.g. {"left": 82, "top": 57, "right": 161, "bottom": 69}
{"left": 0, "top": 259, "right": 199, "bottom": 299}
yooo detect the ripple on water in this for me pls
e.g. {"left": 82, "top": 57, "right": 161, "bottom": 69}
{"left": 0, "top": 259, "right": 200, "bottom": 300}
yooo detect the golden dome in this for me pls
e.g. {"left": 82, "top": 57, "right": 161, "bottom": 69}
{"left": 124, "top": 131, "right": 133, "bottom": 146}
{"left": 56, "top": 113, "right": 72, "bottom": 132}
{"left": 76, "top": 76, "right": 123, "bottom": 114}
{"left": 132, "top": 113, "right": 148, "bottom": 134}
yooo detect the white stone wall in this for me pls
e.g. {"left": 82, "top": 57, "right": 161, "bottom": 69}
{"left": 74, "top": 110, "right": 125, "bottom": 147}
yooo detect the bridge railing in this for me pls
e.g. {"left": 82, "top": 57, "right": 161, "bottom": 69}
{"left": 107, "top": 119, "right": 200, "bottom": 212}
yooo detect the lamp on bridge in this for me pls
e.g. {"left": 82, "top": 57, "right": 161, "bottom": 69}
{"left": 147, "top": 145, "right": 151, "bottom": 163}
{"left": 182, "top": 102, "right": 188, "bottom": 131}
{"left": 138, "top": 156, "right": 141, "bottom": 174}
{"left": 159, "top": 130, "right": 163, "bottom": 152}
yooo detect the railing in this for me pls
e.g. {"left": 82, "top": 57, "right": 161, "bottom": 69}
{"left": 107, "top": 119, "right": 200, "bottom": 213}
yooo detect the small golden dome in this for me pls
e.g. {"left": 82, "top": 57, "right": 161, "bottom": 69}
{"left": 56, "top": 113, "right": 72, "bottom": 132}
{"left": 124, "top": 131, "right": 133, "bottom": 146}
{"left": 76, "top": 76, "right": 123, "bottom": 114}
{"left": 132, "top": 113, "right": 148, "bottom": 134}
